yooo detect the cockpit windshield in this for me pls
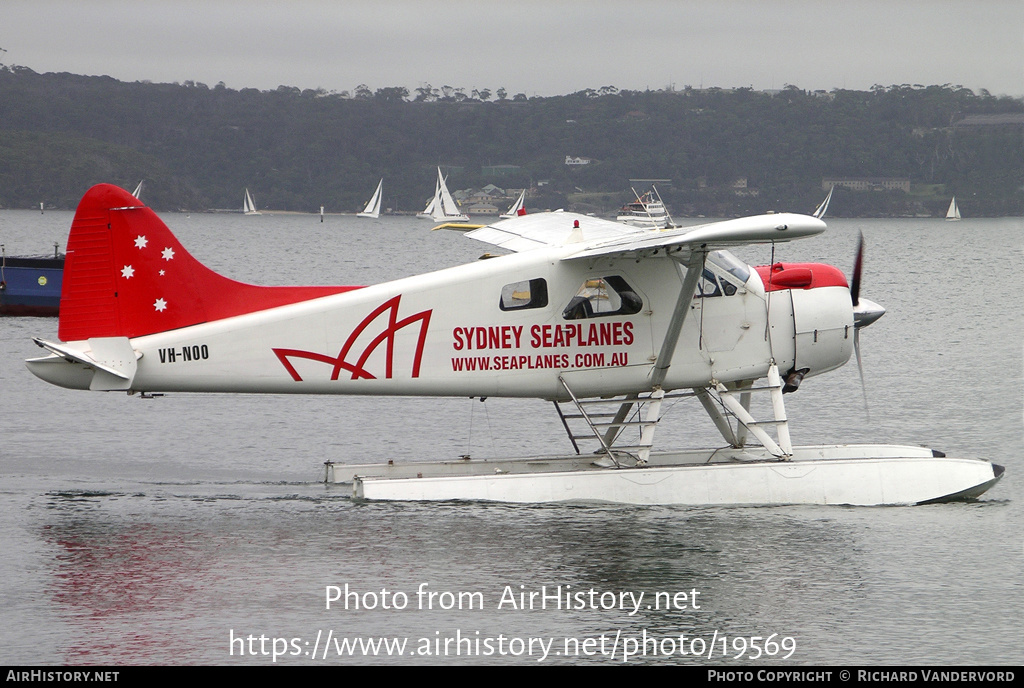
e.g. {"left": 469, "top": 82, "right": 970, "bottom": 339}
{"left": 708, "top": 250, "right": 751, "bottom": 285}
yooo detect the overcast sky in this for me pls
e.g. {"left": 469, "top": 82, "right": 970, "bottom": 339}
{"left": 1, "top": 1, "right": 1021, "bottom": 97}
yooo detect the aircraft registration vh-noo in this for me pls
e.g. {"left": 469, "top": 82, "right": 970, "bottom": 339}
{"left": 27, "top": 184, "right": 1004, "bottom": 505}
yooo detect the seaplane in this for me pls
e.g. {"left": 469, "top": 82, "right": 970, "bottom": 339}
{"left": 26, "top": 184, "right": 1004, "bottom": 506}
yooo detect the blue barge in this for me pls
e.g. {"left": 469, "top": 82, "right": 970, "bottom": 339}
{"left": 0, "top": 248, "right": 64, "bottom": 316}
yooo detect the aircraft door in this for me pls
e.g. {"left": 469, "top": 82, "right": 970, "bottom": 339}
{"left": 693, "top": 256, "right": 794, "bottom": 381}
{"left": 690, "top": 267, "right": 747, "bottom": 353}
{"left": 555, "top": 270, "right": 655, "bottom": 396}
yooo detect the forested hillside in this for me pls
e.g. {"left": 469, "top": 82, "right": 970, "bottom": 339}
{"left": 1, "top": 65, "right": 1021, "bottom": 216}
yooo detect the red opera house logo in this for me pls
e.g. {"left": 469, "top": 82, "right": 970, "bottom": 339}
{"left": 273, "top": 295, "right": 432, "bottom": 381}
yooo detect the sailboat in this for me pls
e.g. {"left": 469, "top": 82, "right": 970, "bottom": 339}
{"left": 243, "top": 188, "right": 261, "bottom": 215}
{"left": 430, "top": 167, "right": 470, "bottom": 223}
{"left": 132, "top": 180, "right": 144, "bottom": 199}
{"left": 357, "top": 179, "right": 383, "bottom": 218}
{"left": 945, "top": 196, "right": 961, "bottom": 221}
{"left": 813, "top": 186, "right": 834, "bottom": 219}
{"left": 499, "top": 190, "right": 527, "bottom": 219}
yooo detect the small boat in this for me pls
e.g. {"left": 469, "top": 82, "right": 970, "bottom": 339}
{"left": 0, "top": 244, "right": 64, "bottom": 316}
{"left": 945, "top": 196, "right": 961, "bottom": 221}
{"left": 132, "top": 180, "right": 144, "bottom": 199}
{"left": 616, "top": 187, "right": 672, "bottom": 229}
{"left": 243, "top": 188, "right": 261, "bottom": 215}
{"left": 813, "top": 186, "right": 834, "bottom": 219}
{"left": 357, "top": 179, "right": 383, "bottom": 218}
{"left": 499, "top": 190, "right": 527, "bottom": 219}
{"left": 430, "top": 167, "right": 470, "bottom": 223}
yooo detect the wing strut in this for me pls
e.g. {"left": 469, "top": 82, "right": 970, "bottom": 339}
{"left": 651, "top": 252, "right": 705, "bottom": 388}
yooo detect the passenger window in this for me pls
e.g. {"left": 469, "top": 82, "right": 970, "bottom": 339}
{"left": 500, "top": 278, "right": 549, "bottom": 311}
{"left": 562, "top": 275, "right": 642, "bottom": 319}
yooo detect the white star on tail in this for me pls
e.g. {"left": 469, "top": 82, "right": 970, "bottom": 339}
{"left": 134, "top": 235, "right": 148, "bottom": 249}
{"left": 162, "top": 247, "right": 175, "bottom": 261}
{"left": 121, "top": 265, "right": 134, "bottom": 279}
{"left": 154, "top": 298, "right": 167, "bottom": 312}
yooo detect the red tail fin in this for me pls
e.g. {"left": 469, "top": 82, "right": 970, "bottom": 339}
{"left": 59, "top": 184, "right": 358, "bottom": 341}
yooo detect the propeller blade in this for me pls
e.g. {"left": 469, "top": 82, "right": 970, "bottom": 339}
{"left": 850, "top": 230, "right": 873, "bottom": 421}
{"left": 854, "top": 328, "right": 870, "bottom": 422}
{"left": 851, "top": 230, "right": 864, "bottom": 307}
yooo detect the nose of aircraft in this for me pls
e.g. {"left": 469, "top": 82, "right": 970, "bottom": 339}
{"left": 853, "top": 297, "right": 886, "bottom": 329}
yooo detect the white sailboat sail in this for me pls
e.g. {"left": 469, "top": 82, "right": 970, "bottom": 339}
{"left": 357, "top": 179, "right": 383, "bottom": 218}
{"left": 243, "top": 188, "right": 261, "bottom": 215}
{"left": 132, "top": 180, "right": 144, "bottom": 199}
{"left": 813, "top": 186, "right": 834, "bottom": 219}
{"left": 499, "top": 190, "right": 527, "bottom": 219}
{"left": 430, "top": 167, "right": 470, "bottom": 222}
{"left": 429, "top": 185, "right": 448, "bottom": 221}
{"left": 945, "top": 196, "right": 961, "bottom": 221}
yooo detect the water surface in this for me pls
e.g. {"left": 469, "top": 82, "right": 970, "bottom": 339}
{"left": 1, "top": 210, "right": 1020, "bottom": 665}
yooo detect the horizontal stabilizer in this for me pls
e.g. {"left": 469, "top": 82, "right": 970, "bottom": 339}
{"left": 32, "top": 336, "right": 139, "bottom": 391}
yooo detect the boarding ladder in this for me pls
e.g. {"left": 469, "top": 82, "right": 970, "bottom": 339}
{"left": 554, "top": 376, "right": 696, "bottom": 467}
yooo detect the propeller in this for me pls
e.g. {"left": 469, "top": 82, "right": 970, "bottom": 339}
{"left": 850, "top": 231, "right": 886, "bottom": 420}
{"left": 851, "top": 231, "right": 863, "bottom": 306}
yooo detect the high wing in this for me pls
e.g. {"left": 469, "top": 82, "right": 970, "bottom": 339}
{"left": 463, "top": 210, "right": 826, "bottom": 260}
{"left": 463, "top": 211, "right": 642, "bottom": 251}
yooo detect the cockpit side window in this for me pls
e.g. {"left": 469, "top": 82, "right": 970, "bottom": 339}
{"left": 697, "top": 269, "right": 722, "bottom": 298}
{"left": 562, "top": 275, "right": 643, "bottom": 320}
{"left": 696, "top": 252, "right": 746, "bottom": 298}
{"left": 499, "top": 278, "right": 549, "bottom": 311}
